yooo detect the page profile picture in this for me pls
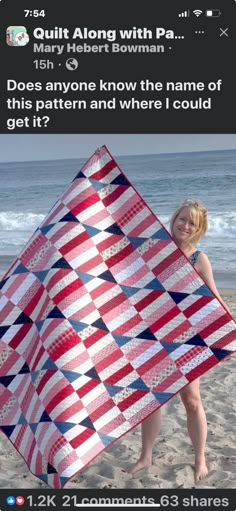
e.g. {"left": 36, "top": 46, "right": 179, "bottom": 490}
{"left": 6, "top": 26, "right": 30, "bottom": 46}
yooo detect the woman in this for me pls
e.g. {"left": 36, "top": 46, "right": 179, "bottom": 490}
{"left": 128, "top": 198, "right": 230, "bottom": 482}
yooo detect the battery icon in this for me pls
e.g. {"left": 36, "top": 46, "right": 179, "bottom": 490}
{"left": 206, "top": 9, "right": 221, "bottom": 17}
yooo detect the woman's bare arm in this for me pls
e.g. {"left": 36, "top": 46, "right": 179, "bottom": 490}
{"left": 195, "top": 252, "right": 231, "bottom": 314}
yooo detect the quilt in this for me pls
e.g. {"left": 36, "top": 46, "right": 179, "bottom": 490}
{"left": 0, "top": 145, "right": 235, "bottom": 488}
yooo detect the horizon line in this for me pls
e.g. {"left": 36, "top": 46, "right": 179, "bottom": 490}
{"left": 0, "top": 147, "right": 235, "bottom": 164}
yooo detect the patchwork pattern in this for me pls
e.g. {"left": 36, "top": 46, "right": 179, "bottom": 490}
{"left": 0, "top": 145, "right": 235, "bottom": 488}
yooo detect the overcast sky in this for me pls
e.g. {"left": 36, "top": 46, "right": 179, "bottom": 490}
{"left": 0, "top": 134, "right": 235, "bottom": 162}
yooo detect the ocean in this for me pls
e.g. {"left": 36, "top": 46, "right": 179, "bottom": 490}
{"left": 0, "top": 148, "right": 235, "bottom": 288}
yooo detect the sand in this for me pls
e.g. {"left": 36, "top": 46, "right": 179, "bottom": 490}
{"left": 0, "top": 290, "right": 235, "bottom": 490}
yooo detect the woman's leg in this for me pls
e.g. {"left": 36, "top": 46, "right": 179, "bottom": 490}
{"left": 180, "top": 379, "right": 208, "bottom": 481}
{"left": 127, "top": 408, "right": 162, "bottom": 473}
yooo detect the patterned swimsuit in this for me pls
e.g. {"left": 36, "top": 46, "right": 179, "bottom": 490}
{"left": 189, "top": 250, "right": 201, "bottom": 266}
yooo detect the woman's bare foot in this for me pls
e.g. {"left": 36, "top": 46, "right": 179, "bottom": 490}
{"left": 127, "top": 457, "right": 151, "bottom": 474}
{"left": 195, "top": 458, "right": 208, "bottom": 481}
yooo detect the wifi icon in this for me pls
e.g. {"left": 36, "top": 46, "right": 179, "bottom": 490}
{"left": 193, "top": 9, "right": 203, "bottom": 16}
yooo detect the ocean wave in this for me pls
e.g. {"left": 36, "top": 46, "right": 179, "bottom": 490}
{"left": 0, "top": 211, "right": 45, "bottom": 231}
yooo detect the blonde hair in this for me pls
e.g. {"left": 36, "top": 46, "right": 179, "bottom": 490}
{"left": 170, "top": 198, "right": 208, "bottom": 245}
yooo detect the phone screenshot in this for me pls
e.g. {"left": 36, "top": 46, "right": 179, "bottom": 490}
{"left": 0, "top": 1, "right": 235, "bottom": 510}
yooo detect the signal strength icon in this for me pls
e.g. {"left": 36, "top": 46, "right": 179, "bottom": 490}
{"left": 178, "top": 10, "right": 190, "bottom": 17}
{"left": 193, "top": 9, "right": 203, "bottom": 17}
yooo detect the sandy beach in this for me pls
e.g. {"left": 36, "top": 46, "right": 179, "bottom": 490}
{"left": 0, "top": 289, "right": 235, "bottom": 490}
